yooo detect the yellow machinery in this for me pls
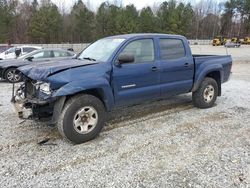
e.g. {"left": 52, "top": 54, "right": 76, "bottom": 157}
{"left": 212, "top": 36, "right": 227, "bottom": 46}
{"left": 242, "top": 37, "right": 250, "bottom": 45}
{"left": 231, "top": 37, "right": 240, "bottom": 43}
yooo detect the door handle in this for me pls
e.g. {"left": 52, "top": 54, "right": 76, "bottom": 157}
{"left": 184, "top": 63, "right": 189, "bottom": 67}
{"left": 151, "top": 66, "right": 158, "bottom": 72}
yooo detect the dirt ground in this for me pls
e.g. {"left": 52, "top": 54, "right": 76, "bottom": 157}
{"left": 0, "top": 46, "right": 249, "bottom": 187}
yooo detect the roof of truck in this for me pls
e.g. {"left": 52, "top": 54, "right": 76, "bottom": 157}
{"left": 106, "top": 33, "right": 185, "bottom": 40}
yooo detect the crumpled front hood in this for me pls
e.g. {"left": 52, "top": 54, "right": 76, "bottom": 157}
{"left": 18, "top": 59, "right": 98, "bottom": 81}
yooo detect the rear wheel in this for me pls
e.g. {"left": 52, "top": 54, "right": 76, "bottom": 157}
{"left": 5, "top": 68, "right": 22, "bottom": 83}
{"left": 58, "top": 94, "right": 106, "bottom": 144}
{"left": 192, "top": 77, "right": 218, "bottom": 109}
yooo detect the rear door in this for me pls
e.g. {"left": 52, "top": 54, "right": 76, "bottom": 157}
{"left": 112, "top": 38, "right": 160, "bottom": 106}
{"left": 158, "top": 38, "right": 194, "bottom": 97}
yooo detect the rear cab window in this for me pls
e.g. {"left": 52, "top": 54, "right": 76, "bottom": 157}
{"left": 159, "top": 38, "right": 186, "bottom": 60}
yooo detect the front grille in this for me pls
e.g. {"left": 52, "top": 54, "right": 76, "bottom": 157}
{"left": 25, "top": 80, "right": 37, "bottom": 98}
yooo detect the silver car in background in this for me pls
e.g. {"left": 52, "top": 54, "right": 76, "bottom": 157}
{"left": 0, "top": 48, "right": 76, "bottom": 83}
{"left": 224, "top": 41, "right": 241, "bottom": 48}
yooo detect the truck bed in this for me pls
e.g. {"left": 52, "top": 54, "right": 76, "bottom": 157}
{"left": 193, "top": 54, "right": 232, "bottom": 84}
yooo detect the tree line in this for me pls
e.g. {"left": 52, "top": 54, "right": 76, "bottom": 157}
{"left": 0, "top": 0, "right": 249, "bottom": 44}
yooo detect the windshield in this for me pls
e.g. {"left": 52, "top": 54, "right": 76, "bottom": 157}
{"left": 78, "top": 38, "right": 125, "bottom": 62}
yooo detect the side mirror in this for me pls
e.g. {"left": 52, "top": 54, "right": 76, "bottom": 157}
{"left": 26, "top": 56, "right": 34, "bottom": 61}
{"left": 5, "top": 51, "right": 9, "bottom": 55}
{"left": 117, "top": 53, "right": 134, "bottom": 66}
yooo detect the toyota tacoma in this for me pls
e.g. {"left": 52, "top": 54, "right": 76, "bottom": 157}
{"left": 12, "top": 34, "right": 232, "bottom": 144}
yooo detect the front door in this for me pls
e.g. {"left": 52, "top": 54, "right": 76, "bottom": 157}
{"left": 112, "top": 38, "right": 160, "bottom": 106}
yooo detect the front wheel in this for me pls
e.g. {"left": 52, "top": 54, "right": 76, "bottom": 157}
{"left": 192, "top": 77, "right": 218, "bottom": 109}
{"left": 58, "top": 94, "right": 106, "bottom": 144}
{"left": 5, "top": 68, "right": 23, "bottom": 83}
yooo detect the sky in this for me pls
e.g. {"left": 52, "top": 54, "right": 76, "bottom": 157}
{"left": 51, "top": 0, "right": 227, "bottom": 12}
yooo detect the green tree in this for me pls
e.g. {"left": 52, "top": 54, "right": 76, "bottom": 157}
{"left": 178, "top": 3, "right": 194, "bottom": 37}
{"left": 116, "top": 5, "right": 139, "bottom": 34}
{"left": 0, "top": 0, "right": 17, "bottom": 43}
{"left": 220, "top": 0, "right": 237, "bottom": 37}
{"left": 156, "top": 0, "right": 194, "bottom": 36}
{"left": 106, "top": 4, "right": 121, "bottom": 35}
{"left": 139, "top": 7, "right": 156, "bottom": 33}
{"left": 96, "top": 2, "right": 109, "bottom": 38}
{"left": 157, "top": 1, "right": 178, "bottom": 34}
{"left": 28, "top": 1, "right": 62, "bottom": 43}
{"left": 236, "top": 0, "right": 250, "bottom": 35}
{"left": 70, "top": 0, "right": 95, "bottom": 42}
{"left": 31, "top": 0, "right": 38, "bottom": 11}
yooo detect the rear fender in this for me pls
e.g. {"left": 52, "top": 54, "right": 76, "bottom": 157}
{"left": 192, "top": 64, "right": 223, "bottom": 92}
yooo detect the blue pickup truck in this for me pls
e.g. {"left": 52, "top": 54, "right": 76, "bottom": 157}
{"left": 12, "top": 34, "right": 232, "bottom": 144}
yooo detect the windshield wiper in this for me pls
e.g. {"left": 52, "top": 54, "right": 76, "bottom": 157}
{"left": 82, "top": 57, "right": 96, "bottom": 61}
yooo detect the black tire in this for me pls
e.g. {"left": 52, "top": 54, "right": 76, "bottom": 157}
{"left": 192, "top": 77, "right": 218, "bottom": 109}
{"left": 4, "top": 67, "right": 22, "bottom": 83}
{"left": 58, "top": 94, "right": 106, "bottom": 144}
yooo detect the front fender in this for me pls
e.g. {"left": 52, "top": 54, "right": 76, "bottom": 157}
{"left": 52, "top": 78, "right": 114, "bottom": 111}
{"left": 192, "top": 63, "right": 223, "bottom": 92}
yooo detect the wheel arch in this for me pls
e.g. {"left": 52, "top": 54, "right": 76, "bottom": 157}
{"left": 53, "top": 84, "right": 115, "bottom": 112}
{"left": 192, "top": 69, "right": 222, "bottom": 96}
{"left": 205, "top": 71, "right": 221, "bottom": 96}
{"left": 51, "top": 88, "right": 113, "bottom": 126}
{"left": 67, "top": 88, "right": 113, "bottom": 111}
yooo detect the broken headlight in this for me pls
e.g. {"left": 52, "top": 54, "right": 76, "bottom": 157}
{"left": 37, "top": 82, "right": 51, "bottom": 95}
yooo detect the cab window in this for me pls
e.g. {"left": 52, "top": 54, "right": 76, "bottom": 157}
{"left": 160, "top": 39, "right": 185, "bottom": 60}
{"left": 119, "top": 39, "right": 155, "bottom": 63}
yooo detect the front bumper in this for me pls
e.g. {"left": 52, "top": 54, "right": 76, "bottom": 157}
{"left": 11, "top": 97, "right": 53, "bottom": 119}
{"left": 11, "top": 81, "right": 56, "bottom": 119}
{"left": 11, "top": 81, "right": 66, "bottom": 124}
{"left": 11, "top": 96, "right": 55, "bottom": 120}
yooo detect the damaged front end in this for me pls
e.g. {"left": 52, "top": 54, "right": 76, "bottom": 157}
{"left": 11, "top": 78, "right": 64, "bottom": 123}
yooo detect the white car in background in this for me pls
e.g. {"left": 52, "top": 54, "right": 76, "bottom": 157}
{"left": 0, "top": 45, "right": 42, "bottom": 60}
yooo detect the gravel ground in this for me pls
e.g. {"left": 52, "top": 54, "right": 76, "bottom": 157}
{"left": 0, "top": 48, "right": 250, "bottom": 187}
